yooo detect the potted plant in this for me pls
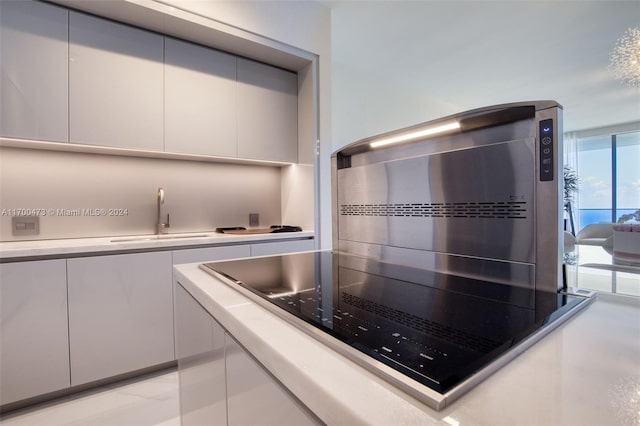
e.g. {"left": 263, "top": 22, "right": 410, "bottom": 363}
{"left": 563, "top": 166, "right": 579, "bottom": 235}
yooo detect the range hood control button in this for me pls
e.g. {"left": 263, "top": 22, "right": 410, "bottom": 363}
{"left": 539, "top": 119, "right": 554, "bottom": 182}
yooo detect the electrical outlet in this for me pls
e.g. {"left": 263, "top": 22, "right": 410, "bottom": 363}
{"left": 12, "top": 216, "right": 39, "bottom": 236}
{"left": 249, "top": 213, "right": 259, "bottom": 227}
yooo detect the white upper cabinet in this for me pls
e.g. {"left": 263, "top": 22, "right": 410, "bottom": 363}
{"left": 0, "top": 0, "right": 68, "bottom": 142}
{"left": 3, "top": 5, "right": 302, "bottom": 162}
{"left": 68, "top": 12, "right": 163, "bottom": 150}
{"left": 237, "top": 58, "right": 298, "bottom": 163}
{"left": 165, "top": 38, "right": 237, "bottom": 157}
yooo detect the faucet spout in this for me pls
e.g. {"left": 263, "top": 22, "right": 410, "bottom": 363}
{"left": 157, "top": 188, "right": 170, "bottom": 234}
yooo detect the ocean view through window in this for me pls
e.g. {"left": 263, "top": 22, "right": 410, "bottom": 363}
{"left": 575, "top": 129, "right": 639, "bottom": 231}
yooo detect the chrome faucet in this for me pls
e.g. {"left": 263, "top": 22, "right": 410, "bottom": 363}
{"left": 156, "top": 187, "right": 170, "bottom": 235}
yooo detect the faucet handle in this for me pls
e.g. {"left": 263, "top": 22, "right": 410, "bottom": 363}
{"left": 165, "top": 213, "right": 170, "bottom": 228}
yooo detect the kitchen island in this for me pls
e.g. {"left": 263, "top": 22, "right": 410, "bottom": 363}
{"left": 174, "top": 260, "right": 640, "bottom": 425}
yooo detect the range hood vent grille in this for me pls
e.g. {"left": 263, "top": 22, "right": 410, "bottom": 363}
{"left": 340, "top": 201, "right": 528, "bottom": 220}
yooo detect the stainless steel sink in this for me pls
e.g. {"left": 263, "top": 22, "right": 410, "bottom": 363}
{"left": 111, "top": 234, "right": 210, "bottom": 243}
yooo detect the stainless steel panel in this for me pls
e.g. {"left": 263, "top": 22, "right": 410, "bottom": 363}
{"left": 335, "top": 243, "right": 535, "bottom": 308}
{"left": 534, "top": 107, "right": 564, "bottom": 295}
{"left": 337, "top": 138, "right": 535, "bottom": 263}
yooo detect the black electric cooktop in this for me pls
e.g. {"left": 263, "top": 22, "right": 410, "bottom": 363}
{"left": 201, "top": 251, "right": 589, "bottom": 398}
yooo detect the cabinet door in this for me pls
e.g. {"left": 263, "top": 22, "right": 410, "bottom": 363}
{"left": 0, "top": 260, "right": 70, "bottom": 405}
{"left": 68, "top": 11, "right": 163, "bottom": 150}
{"left": 67, "top": 251, "right": 173, "bottom": 386}
{"left": 175, "top": 283, "right": 227, "bottom": 425}
{"left": 173, "top": 244, "right": 251, "bottom": 265}
{"left": 251, "top": 238, "right": 315, "bottom": 257}
{"left": 165, "top": 38, "right": 237, "bottom": 157}
{"left": 226, "top": 335, "right": 318, "bottom": 426}
{"left": 237, "top": 58, "right": 298, "bottom": 163}
{"left": 0, "top": 0, "right": 68, "bottom": 142}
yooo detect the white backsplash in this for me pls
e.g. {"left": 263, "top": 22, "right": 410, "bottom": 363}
{"left": 0, "top": 147, "right": 298, "bottom": 241}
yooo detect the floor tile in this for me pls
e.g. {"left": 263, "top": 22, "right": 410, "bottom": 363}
{"left": 0, "top": 369, "right": 179, "bottom": 426}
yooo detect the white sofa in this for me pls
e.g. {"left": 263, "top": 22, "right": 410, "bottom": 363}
{"left": 575, "top": 223, "right": 615, "bottom": 246}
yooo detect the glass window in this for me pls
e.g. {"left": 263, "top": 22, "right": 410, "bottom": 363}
{"left": 615, "top": 132, "right": 640, "bottom": 223}
{"left": 577, "top": 135, "right": 612, "bottom": 228}
{"left": 573, "top": 130, "right": 640, "bottom": 231}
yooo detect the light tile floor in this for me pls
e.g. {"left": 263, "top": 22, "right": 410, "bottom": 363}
{"left": 0, "top": 368, "right": 180, "bottom": 426}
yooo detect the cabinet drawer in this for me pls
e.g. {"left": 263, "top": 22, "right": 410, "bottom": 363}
{"left": 251, "top": 239, "right": 315, "bottom": 257}
{"left": 173, "top": 245, "right": 250, "bottom": 265}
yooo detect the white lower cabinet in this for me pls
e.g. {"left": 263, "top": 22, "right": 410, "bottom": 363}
{"left": 175, "top": 284, "right": 227, "bottom": 426}
{"left": 175, "top": 281, "right": 318, "bottom": 425}
{"left": 67, "top": 251, "right": 174, "bottom": 386}
{"left": 225, "top": 335, "right": 318, "bottom": 426}
{"left": 0, "top": 237, "right": 315, "bottom": 405}
{"left": 0, "top": 260, "right": 70, "bottom": 405}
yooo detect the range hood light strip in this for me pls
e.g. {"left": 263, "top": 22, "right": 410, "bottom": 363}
{"left": 369, "top": 121, "right": 461, "bottom": 148}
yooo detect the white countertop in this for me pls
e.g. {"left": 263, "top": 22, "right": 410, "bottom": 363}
{"left": 174, "top": 261, "right": 640, "bottom": 426}
{"left": 0, "top": 230, "right": 314, "bottom": 260}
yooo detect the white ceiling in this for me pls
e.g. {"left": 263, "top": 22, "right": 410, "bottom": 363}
{"left": 325, "top": 0, "right": 640, "bottom": 133}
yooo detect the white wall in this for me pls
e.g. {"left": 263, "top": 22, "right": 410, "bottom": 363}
{"left": 331, "top": 60, "right": 458, "bottom": 150}
{"left": 281, "top": 164, "right": 315, "bottom": 231}
{"left": 330, "top": 1, "right": 640, "bottom": 151}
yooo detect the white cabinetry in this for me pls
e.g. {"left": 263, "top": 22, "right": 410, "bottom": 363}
{"left": 0, "top": 0, "right": 68, "bottom": 142}
{"left": 67, "top": 251, "right": 174, "bottom": 385}
{"left": 226, "top": 335, "right": 317, "bottom": 425}
{"left": 237, "top": 58, "right": 298, "bottom": 163}
{"left": 3, "top": 5, "right": 302, "bottom": 163}
{"left": 164, "top": 38, "right": 237, "bottom": 157}
{"left": 175, "top": 284, "right": 227, "bottom": 426}
{"left": 0, "top": 260, "right": 70, "bottom": 405}
{"left": 175, "top": 281, "right": 318, "bottom": 425}
{"left": 251, "top": 238, "right": 315, "bottom": 257}
{"left": 68, "top": 12, "right": 163, "bottom": 150}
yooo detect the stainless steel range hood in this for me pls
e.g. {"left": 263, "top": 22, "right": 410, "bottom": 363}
{"left": 332, "top": 101, "right": 564, "bottom": 314}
